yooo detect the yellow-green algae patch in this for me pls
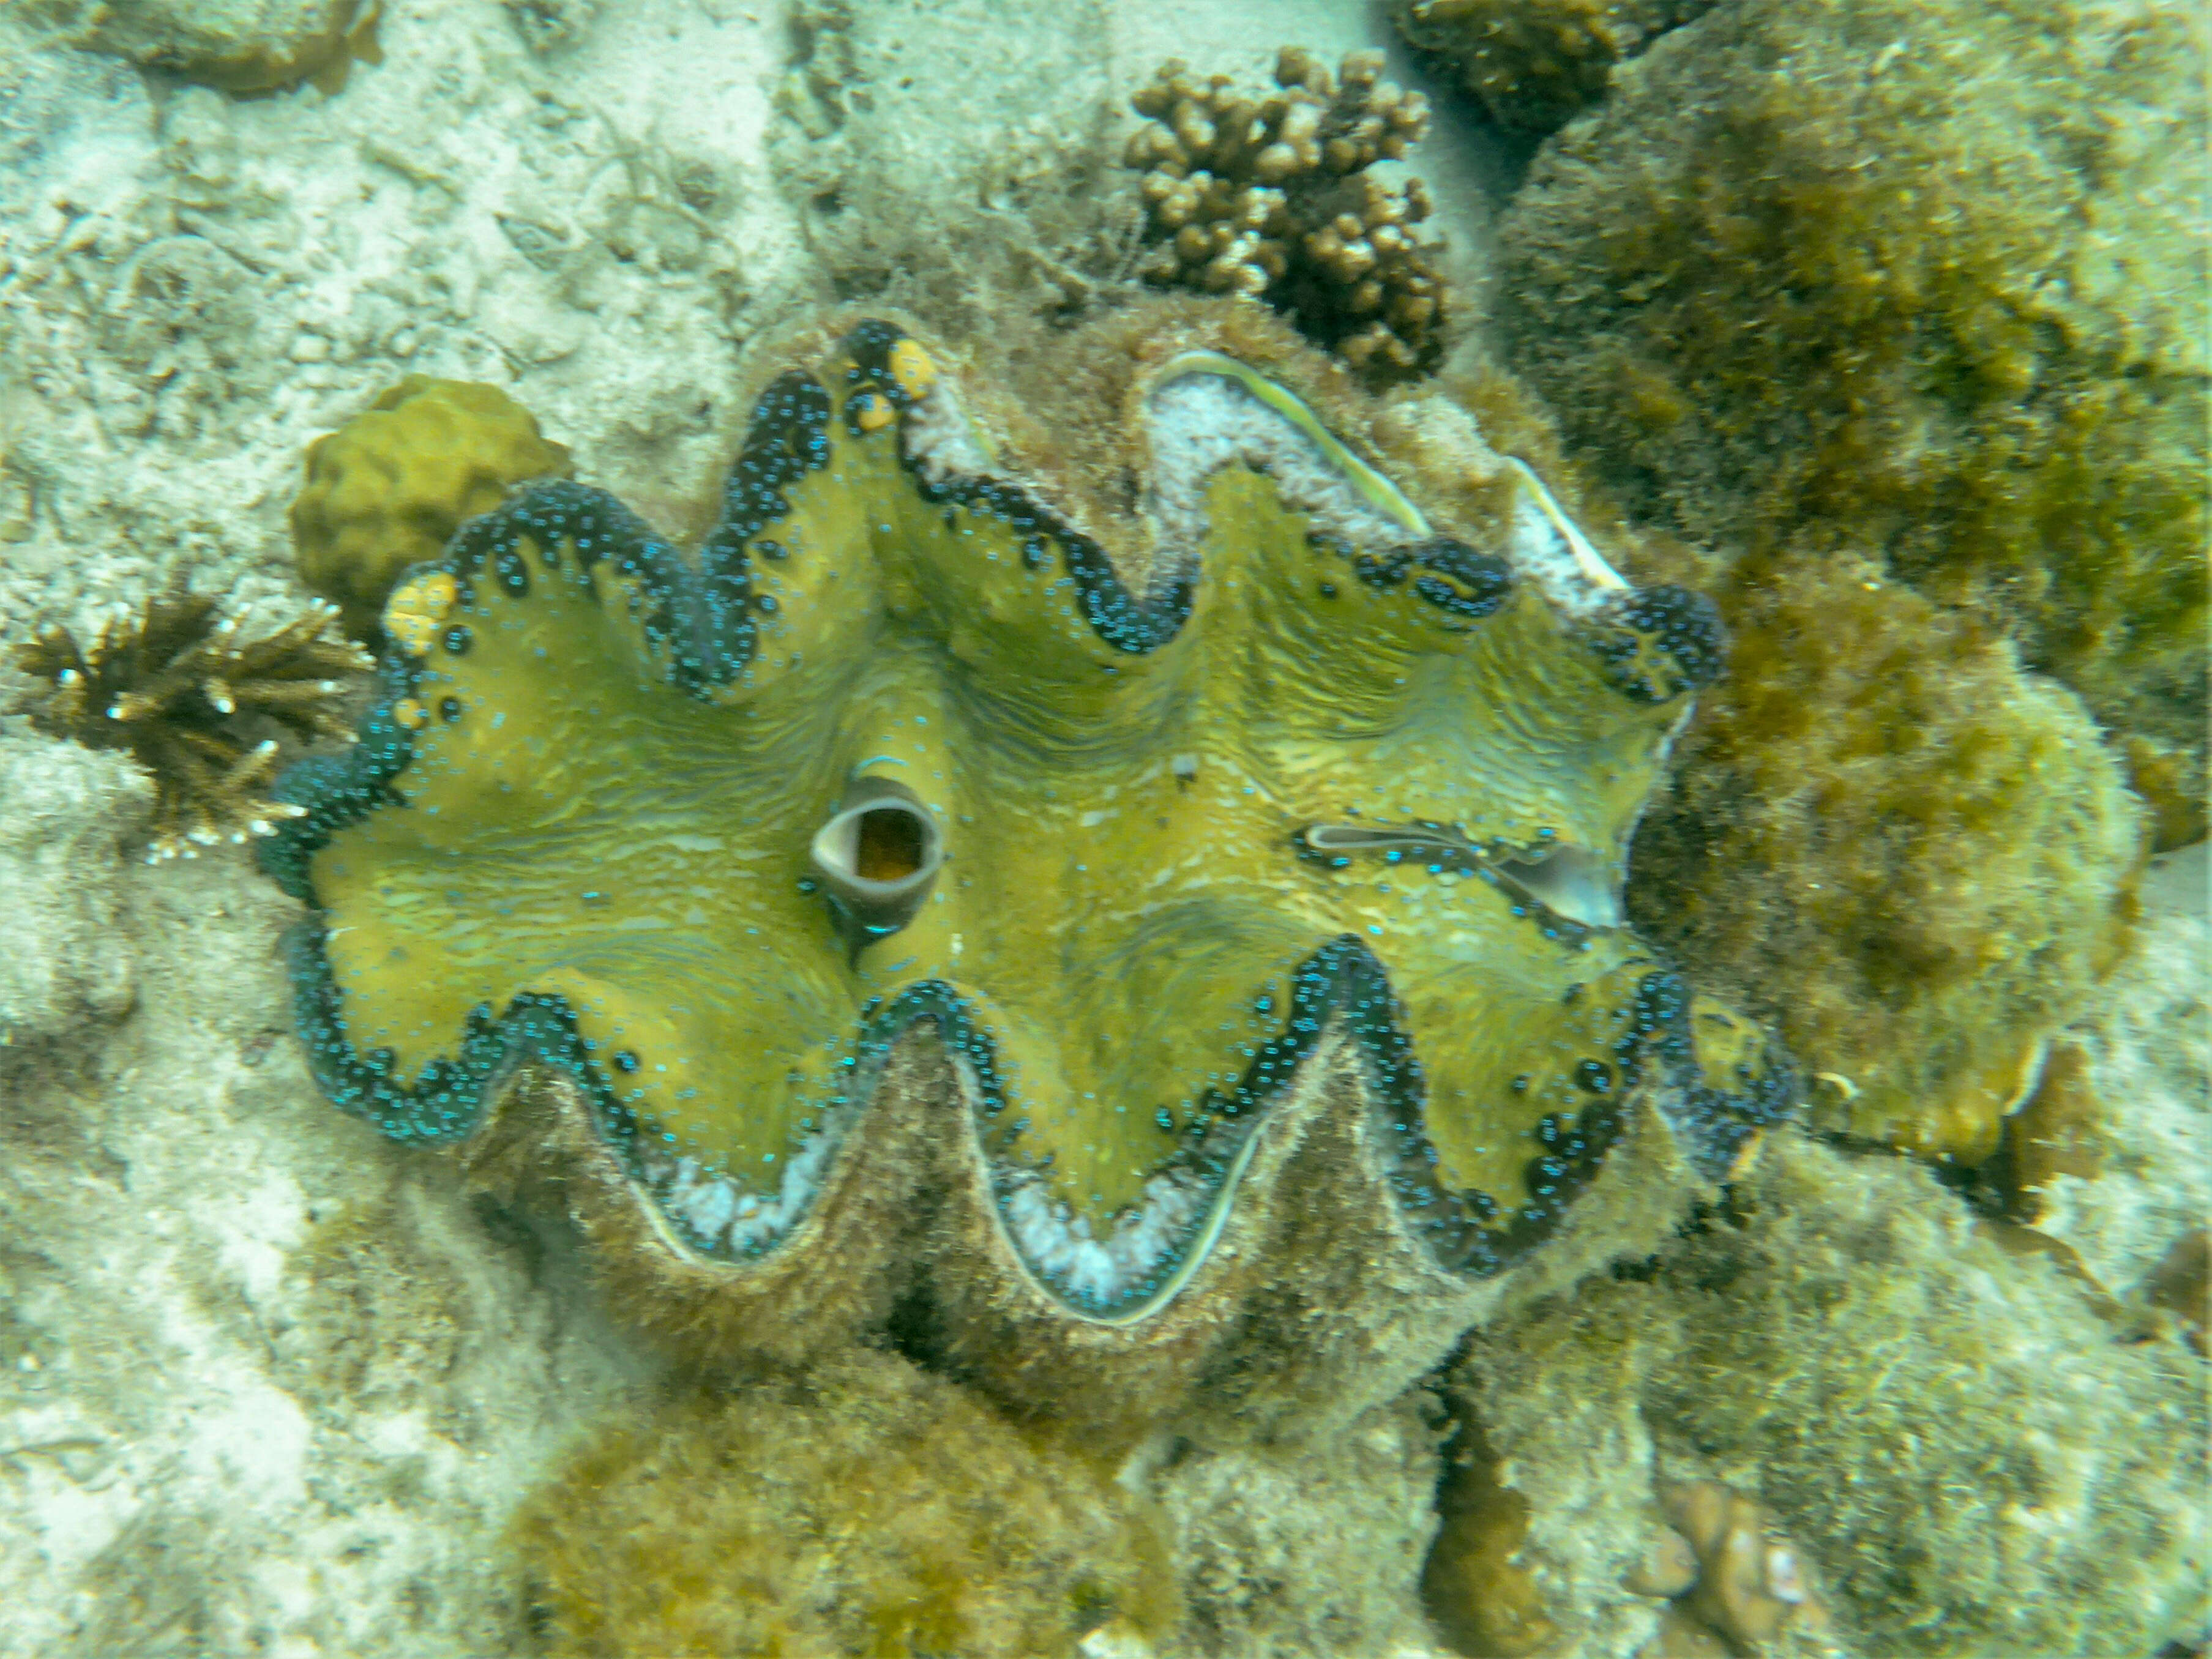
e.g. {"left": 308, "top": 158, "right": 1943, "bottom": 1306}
{"left": 1489, "top": 0, "right": 2194, "bottom": 1161}
{"left": 264, "top": 318, "right": 1784, "bottom": 1320}
{"left": 1628, "top": 556, "right": 2143, "bottom": 1163}
{"left": 509, "top": 1349, "right": 1177, "bottom": 1658}
{"left": 1497, "top": 0, "right": 2208, "bottom": 801}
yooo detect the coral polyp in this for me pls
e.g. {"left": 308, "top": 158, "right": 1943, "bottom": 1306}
{"left": 262, "top": 310, "right": 1785, "bottom": 1426}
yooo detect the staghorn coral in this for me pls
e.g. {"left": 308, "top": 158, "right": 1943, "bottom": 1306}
{"left": 290, "top": 375, "right": 573, "bottom": 643}
{"left": 1496, "top": 0, "right": 2208, "bottom": 844}
{"left": 13, "top": 592, "right": 370, "bottom": 862}
{"left": 258, "top": 304, "right": 1784, "bottom": 1442}
{"left": 1389, "top": 0, "right": 1716, "bottom": 133}
{"left": 1625, "top": 557, "right": 2141, "bottom": 1163}
{"left": 1123, "top": 50, "right": 1448, "bottom": 385}
{"left": 509, "top": 1347, "right": 1175, "bottom": 1658}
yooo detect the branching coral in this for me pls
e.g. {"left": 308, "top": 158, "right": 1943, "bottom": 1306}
{"left": 1123, "top": 49, "right": 1447, "bottom": 384}
{"left": 13, "top": 592, "right": 370, "bottom": 862}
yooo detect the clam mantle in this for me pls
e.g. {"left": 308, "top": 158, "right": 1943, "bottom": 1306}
{"left": 263, "top": 313, "right": 1787, "bottom": 1420}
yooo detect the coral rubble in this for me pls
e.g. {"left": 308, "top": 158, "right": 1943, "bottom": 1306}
{"left": 510, "top": 1348, "right": 1175, "bottom": 1658}
{"left": 1389, "top": 0, "right": 1714, "bottom": 133}
{"left": 290, "top": 376, "right": 574, "bottom": 643}
{"left": 0, "top": 825, "right": 655, "bottom": 1656}
{"left": 765, "top": 0, "right": 1129, "bottom": 333}
{"left": 1124, "top": 50, "right": 1449, "bottom": 383}
{"left": 0, "top": 727, "right": 147, "bottom": 1056}
{"left": 260, "top": 305, "right": 1780, "bottom": 1439}
{"left": 13, "top": 592, "right": 370, "bottom": 862}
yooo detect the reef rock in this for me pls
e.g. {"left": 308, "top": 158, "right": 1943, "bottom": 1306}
{"left": 1495, "top": 0, "right": 2207, "bottom": 823}
{"left": 1495, "top": 0, "right": 2196, "bottom": 1162}
{"left": 1388, "top": 0, "right": 1715, "bottom": 134}
{"left": 1624, "top": 556, "right": 2142, "bottom": 1163}
{"left": 511, "top": 1347, "right": 1177, "bottom": 1657}
{"left": 1448, "top": 1130, "right": 2209, "bottom": 1657}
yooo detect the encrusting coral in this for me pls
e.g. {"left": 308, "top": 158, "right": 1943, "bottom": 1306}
{"left": 509, "top": 1347, "right": 1176, "bottom": 1658}
{"left": 13, "top": 592, "right": 370, "bottom": 862}
{"left": 56, "top": 0, "right": 384, "bottom": 95}
{"left": 1123, "top": 50, "right": 1448, "bottom": 385}
{"left": 290, "top": 375, "right": 573, "bottom": 643}
{"left": 259, "top": 302, "right": 1786, "bottom": 1441}
{"left": 1641, "top": 1480, "right": 1824, "bottom": 1657}
{"left": 1388, "top": 0, "right": 1714, "bottom": 133}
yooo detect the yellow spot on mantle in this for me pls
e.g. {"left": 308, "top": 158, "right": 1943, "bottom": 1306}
{"left": 887, "top": 338, "right": 938, "bottom": 400}
{"left": 854, "top": 392, "right": 896, "bottom": 433}
{"left": 384, "top": 571, "right": 459, "bottom": 657}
